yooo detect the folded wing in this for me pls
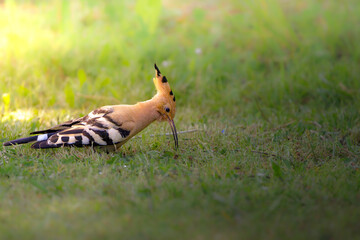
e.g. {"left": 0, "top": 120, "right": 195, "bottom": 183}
{"left": 31, "top": 106, "right": 132, "bottom": 149}
{"left": 4, "top": 106, "right": 132, "bottom": 149}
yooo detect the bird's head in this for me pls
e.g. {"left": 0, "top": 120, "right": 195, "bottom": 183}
{"left": 153, "top": 63, "right": 178, "bottom": 148}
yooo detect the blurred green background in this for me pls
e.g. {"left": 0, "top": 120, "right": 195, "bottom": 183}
{"left": 1, "top": 0, "right": 359, "bottom": 123}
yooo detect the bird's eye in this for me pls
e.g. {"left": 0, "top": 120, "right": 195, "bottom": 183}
{"left": 165, "top": 107, "right": 170, "bottom": 113}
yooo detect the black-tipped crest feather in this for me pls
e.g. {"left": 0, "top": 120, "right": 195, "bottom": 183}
{"left": 154, "top": 63, "right": 161, "bottom": 76}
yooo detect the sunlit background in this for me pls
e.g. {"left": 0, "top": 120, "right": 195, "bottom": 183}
{"left": 0, "top": 0, "right": 359, "bottom": 124}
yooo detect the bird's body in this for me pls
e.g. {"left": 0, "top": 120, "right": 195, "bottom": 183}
{"left": 3, "top": 64, "right": 178, "bottom": 150}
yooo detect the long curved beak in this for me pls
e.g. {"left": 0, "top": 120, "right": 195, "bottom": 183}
{"left": 167, "top": 117, "right": 178, "bottom": 149}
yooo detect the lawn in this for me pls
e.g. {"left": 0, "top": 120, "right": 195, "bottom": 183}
{"left": 0, "top": 0, "right": 360, "bottom": 239}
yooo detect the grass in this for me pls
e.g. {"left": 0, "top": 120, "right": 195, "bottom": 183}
{"left": 0, "top": 0, "right": 360, "bottom": 239}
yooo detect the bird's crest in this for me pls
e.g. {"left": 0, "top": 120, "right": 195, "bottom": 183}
{"left": 153, "top": 63, "right": 176, "bottom": 118}
{"left": 153, "top": 63, "right": 178, "bottom": 148}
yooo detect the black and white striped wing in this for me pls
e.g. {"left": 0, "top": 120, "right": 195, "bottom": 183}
{"left": 31, "top": 106, "right": 132, "bottom": 149}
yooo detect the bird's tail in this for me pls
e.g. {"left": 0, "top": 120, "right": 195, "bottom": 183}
{"left": 3, "top": 133, "right": 56, "bottom": 147}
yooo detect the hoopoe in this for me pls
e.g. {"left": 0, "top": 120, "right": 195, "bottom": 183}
{"left": 3, "top": 64, "right": 178, "bottom": 150}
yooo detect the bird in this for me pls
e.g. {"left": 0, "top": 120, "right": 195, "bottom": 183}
{"left": 3, "top": 64, "right": 178, "bottom": 151}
